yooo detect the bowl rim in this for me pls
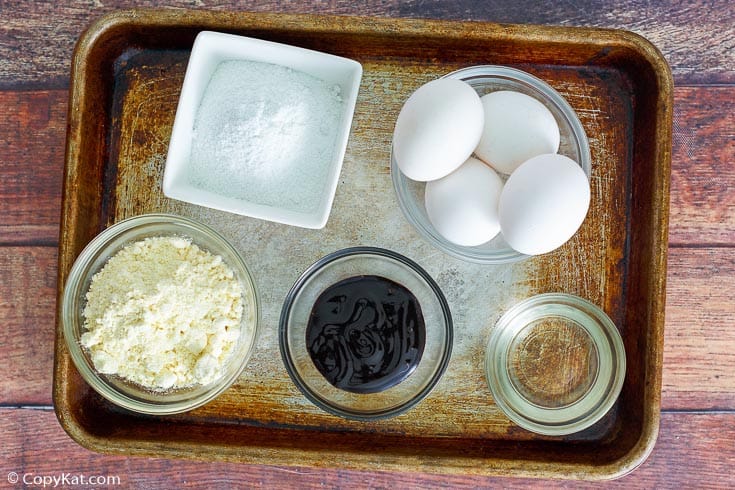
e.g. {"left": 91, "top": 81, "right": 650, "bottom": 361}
{"left": 61, "top": 213, "right": 260, "bottom": 415}
{"left": 278, "top": 246, "right": 453, "bottom": 421}
{"left": 391, "top": 64, "right": 592, "bottom": 265}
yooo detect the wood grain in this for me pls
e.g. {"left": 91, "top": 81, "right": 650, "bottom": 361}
{"left": 663, "top": 247, "right": 735, "bottom": 410}
{"left": 0, "top": 1, "right": 733, "bottom": 87}
{"left": 1, "top": 408, "right": 733, "bottom": 488}
{"left": 0, "top": 247, "right": 58, "bottom": 405}
{"left": 0, "top": 90, "right": 66, "bottom": 245}
{"left": 669, "top": 86, "right": 735, "bottom": 245}
{"left": 396, "top": 0, "right": 735, "bottom": 84}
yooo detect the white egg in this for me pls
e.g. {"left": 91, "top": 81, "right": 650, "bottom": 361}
{"left": 475, "top": 91, "right": 561, "bottom": 175}
{"left": 393, "top": 78, "right": 484, "bottom": 181}
{"left": 499, "top": 154, "right": 590, "bottom": 255}
{"left": 425, "top": 157, "right": 503, "bottom": 247}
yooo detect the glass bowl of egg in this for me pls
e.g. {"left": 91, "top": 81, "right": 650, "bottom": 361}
{"left": 391, "top": 65, "right": 591, "bottom": 264}
{"left": 61, "top": 213, "right": 259, "bottom": 415}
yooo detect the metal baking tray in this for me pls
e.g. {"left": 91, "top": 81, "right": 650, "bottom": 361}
{"left": 54, "top": 9, "right": 672, "bottom": 480}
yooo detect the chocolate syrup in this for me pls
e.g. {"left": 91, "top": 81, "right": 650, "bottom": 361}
{"left": 305, "top": 275, "right": 426, "bottom": 394}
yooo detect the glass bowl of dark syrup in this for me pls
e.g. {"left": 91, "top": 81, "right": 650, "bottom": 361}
{"left": 279, "top": 247, "right": 453, "bottom": 420}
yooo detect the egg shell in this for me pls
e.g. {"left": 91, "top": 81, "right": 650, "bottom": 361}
{"left": 475, "top": 91, "right": 561, "bottom": 175}
{"left": 425, "top": 157, "right": 503, "bottom": 247}
{"left": 499, "top": 154, "right": 590, "bottom": 255}
{"left": 393, "top": 78, "right": 484, "bottom": 182}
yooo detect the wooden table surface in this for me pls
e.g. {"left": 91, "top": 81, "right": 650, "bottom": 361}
{"left": 1, "top": 1, "right": 733, "bottom": 488}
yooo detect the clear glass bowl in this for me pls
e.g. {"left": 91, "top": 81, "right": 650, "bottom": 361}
{"left": 279, "top": 247, "right": 453, "bottom": 420}
{"left": 61, "top": 213, "right": 259, "bottom": 415}
{"left": 485, "top": 293, "right": 625, "bottom": 435}
{"left": 391, "top": 65, "right": 591, "bottom": 264}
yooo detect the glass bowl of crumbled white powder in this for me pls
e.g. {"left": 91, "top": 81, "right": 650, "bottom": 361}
{"left": 61, "top": 213, "right": 259, "bottom": 415}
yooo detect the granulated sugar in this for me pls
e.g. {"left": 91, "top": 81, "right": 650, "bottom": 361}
{"left": 188, "top": 60, "right": 344, "bottom": 213}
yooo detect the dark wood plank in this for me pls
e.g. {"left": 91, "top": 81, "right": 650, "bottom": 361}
{"left": 0, "top": 1, "right": 733, "bottom": 88}
{"left": 396, "top": 0, "right": 735, "bottom": 85}
{"left": 0, "top": 90, "right": 66, "bottom": 244}
{"left": 0, "top": 408, "right": 733, "bottom": 487}
{"left": 0, "top": 1, "right": 394, "bottom": 89}
{"left": 0, "top": 248, "right": 58, "bottom": 405}
{"left": 669, "top": 86, "right": 735, "bottom": 245}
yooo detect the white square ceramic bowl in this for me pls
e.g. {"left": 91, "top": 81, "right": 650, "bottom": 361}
{"left": 163, "top": 31, "right": 362, "bottom": 229}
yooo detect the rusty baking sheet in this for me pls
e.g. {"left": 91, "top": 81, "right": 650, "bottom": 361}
{"left": 54, "top": 9, "right": 672, "bottom": 480}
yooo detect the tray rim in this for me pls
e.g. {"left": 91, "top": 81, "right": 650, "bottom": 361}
{"left": 53, "top": 8, "right": 673, "bottom": 481}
